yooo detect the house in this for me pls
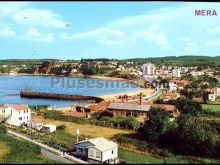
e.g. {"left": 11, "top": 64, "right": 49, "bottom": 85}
{"left": 29, "top": 122, "right": 44, "bottom": 130}
{"left": 86, "top": 101, "right": 109, "bottom": 112}
{"left": 73, "top": 137, "right": 119, "bottom": 164}
{"left": 168, "top": 82, "right": 178, "bottom": 91}
{"left": 199, "top": 81, "right": 210, "bottom": 88}
{"left": 108, "top": 102, "right": 150, "bottom": 118}
{"left": 3, "top": 104, "right": 31, "bottom": 126}
{"left": 172, "top": 68, "right": 181, "bottom": 78}
{"left": 210, "top": 87, "right": 220, "bottom": 97}
{"left": 42, "top": 124, "right": 56, "bottom": 132}
{"left": 165, "top": 91, "right": 180, "bottom": 100}
{"left": 208, "top": 94, "right": 216, "bottom": 102}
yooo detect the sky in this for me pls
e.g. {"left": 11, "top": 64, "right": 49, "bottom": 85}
{"left": 0, "top": 1, "right": 220, "bottom": 60}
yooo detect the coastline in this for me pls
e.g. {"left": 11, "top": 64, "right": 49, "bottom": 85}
{"left": 56, "top": 87, "right": 155, "bottom": 111}
{"left": 0, "top": 73, "right": 142, "bottom": 85}
{"left": 0, "top": 73, "right": 152, "bottom": 110}
{"left": 98, "top": 88, "right": 155, "bottom": 102}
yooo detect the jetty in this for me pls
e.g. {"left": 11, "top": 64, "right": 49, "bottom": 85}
{"left": 20, "top": 90, "right": 104, "bottom": 103}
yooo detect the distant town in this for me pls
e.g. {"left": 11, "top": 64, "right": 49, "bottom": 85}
{"left": 0, "top": 56, "right": 220, "bottom": 164}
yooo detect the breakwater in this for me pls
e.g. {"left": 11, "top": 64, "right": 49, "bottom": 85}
{"left": 20, "top": 90, "right": 104, "bottom": 103}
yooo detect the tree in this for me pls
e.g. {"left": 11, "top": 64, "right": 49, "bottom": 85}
{"left": 177, "top": 115, "right": 218, "bottom": 156}
{"left": 57, "top": 124, "right": 66, "bottom": 130}
{"left": 138, "top": 107, "right": 175, "bottom": 143}
{"left": 0, "top": 124, "right": 7, "bottom": 134}
{"left": 180, "top": 85, "right": 197, "bottom": 100}
{"left": 175, "top": 97, "right": 202, "bottom": 116}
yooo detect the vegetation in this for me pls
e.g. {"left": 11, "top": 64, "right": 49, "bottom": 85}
{"left": 202, "top": 104, "right": 220, "bottom": 113}
{"left": 0, "top": 124, "right": 7, "bottom": 134}
{"left": 0, "top": 133, "right": 58, "bottom": 163}
{"left": 33, "top": 115, "right": 133, "bottom": 139}
{"left": 80, "top": 64, "right": 113, "bottom": 75}
{"left": 138, "top": 107, "right": 176, "bottom": 143}
{"left": 57, "top": 124, "right": 66, "bottom": 130}
{"left": 44, "top": 110, "right": 141, "bottom": 130}
{"left": 107, "top": 70, "right": 139, "bottom": 80}
{"left": 119, "top": 149, "right": 163, "bottom": 164}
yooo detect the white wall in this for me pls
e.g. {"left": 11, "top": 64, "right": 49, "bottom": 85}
{"left": 102, "top": 146, "right": 118, "bottom": 162}
{"left": 88, "top": 146, "right": 118, "bottom": 163}
{"left": 88, "top": 148, "right": 102, "bottom": 162}
{"left": 4, "top": 107, "right": 31, "bottom": 126}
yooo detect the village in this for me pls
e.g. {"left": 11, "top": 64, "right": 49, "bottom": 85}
{"left": 0, "top": 58, "right": 220, "bottom": 164}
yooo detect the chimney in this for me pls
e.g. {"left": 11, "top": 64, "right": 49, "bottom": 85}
{"left": 140, "top": 92, "right": 143, "bottom": 105}
{"left": 121, "top": 96, "right": 124, "bottom": 103}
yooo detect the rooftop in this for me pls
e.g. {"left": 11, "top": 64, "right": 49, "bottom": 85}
{"left": 75, "top": 137, "right": 117, "bottom": 152}
{"left": 108, "top": 102, "right": 150, "bottom": 112}
{"left": 12, "top": 104, "right": 29, "bottom": 111}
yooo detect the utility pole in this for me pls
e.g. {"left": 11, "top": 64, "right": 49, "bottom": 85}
{"left": 76, "top": 129, "right": 80, "bottom": 143}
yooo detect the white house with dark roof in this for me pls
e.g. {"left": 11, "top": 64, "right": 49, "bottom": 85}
{"left": 73, "top": 137, "right": 119, "bottom": 164}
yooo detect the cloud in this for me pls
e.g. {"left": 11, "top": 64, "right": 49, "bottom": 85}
{"left": 25, "top": 28, "right": 54, "bottom": 42}
{"left": 207, "top": 25, "right": 220, "bottom": 33}
{"left": 178, "top": 37, "right": 191, "bottom": 42}
{"left": 0, "top": 2, "right": 29, "bottom": 15}
{"left": 184, "top": 43, "right": 199, "bottom": 52}
{"left": 12, "top": 8, "right": 69, "bottom": 28}
{"left": 0, "top": 27, "right": 16, "bottom": 37}
{"left": 97, "top": 39, "right": 124, "bottom": 46}
{"left": 72, "top": 27, "right": 124, "bottom": 40}
{"left": 59, "top": 33, "right": 71, "bottom": 39}
{"left": 206, "top": 39, "right": 220, "bottom": 46}
{"left": 132, "top": 24, "right": 169, "bottom": 47}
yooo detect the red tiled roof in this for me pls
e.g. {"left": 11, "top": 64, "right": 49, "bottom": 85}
{"left": 12, "top": 104, "right": 29, "bottom": 111}
{"left": 86, "top": 101, "right": 109, "bottom": 111}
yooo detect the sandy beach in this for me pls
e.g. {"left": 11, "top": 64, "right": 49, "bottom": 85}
{"left": 55, "top": 87, "right": 155, "bottom": 111}
{"left": 98, "top": 88, "right": 155, "bottom": 102}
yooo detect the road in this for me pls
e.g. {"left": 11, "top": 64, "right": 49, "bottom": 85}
{"left": 143, "top": 87, "right": 162, "bottom": 100}
{"left": 7, "top": 130, "right": 88, "bottom": 164}
{"left": 140, "top": 76, "right": 162, "bottom": 100}
{"left": 41, "top": 148, "right": 73, "bottom": 164}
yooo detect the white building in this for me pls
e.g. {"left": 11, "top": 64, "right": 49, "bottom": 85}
{"left": 210, "top": 87, "right": 220, "bottom": 97}
{"left": 42, "top": 124, "right": 56, "bottom": 133}
{"left": 169, "top": 82, "right": 178, "bottom": 92}
{"left": 74, "top": 137, "right": 119, "bottom": 164}
{"left": 141, "top": 63, "right": 156, "bottom": 76}
{"left": 208, "top": 94, "right": 216, "bottom": 102}
{"left": 4, "top": 104, "right": 31, "bottom": 126}
{"left": 29, "top": 122, "right": 43, "bottom": 130}
{"left": 172, "top": 69, "right": 181, "bottom": 78}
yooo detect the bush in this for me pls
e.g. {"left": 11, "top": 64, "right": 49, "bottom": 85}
{"left": 91, "top": 110, "right": 113, "bottom": 120}
{"left": 0, "top": 124, "right": 7, "bottom": 134}
{"left": 57, "top": 124, "right": 66, "bottom": 130}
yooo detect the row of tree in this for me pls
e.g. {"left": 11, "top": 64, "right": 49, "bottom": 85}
{"left": 137, "top": 98, "right": 220, "bottom": 158}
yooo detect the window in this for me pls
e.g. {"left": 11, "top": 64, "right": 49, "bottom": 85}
{"left": 96, "top": 151, "right": 101, "bottom": 159}
{"left": 78, "top": 148, "right": 83, "bottom": 153}
{"left": 27, "top": 116, "right": 28, "bottom": 120}
{"left": 89, "top": 150, "right": 94, "bottom": 157}
{"left": 19, "top": 117, "right": 22, "bottom": 120}
{"left": 112, "top": 150, "right": 114, "bottom": 154}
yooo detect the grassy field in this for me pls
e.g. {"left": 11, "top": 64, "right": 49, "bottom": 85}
{"left": 0, "top": 134, "right": 59, "bottom": 164}
{"left": 202, "top": 104, "right": 220, "bottom": 113}
{"left": 32, "top": 115, "right": 134, "bottom": 139}
{"left": 0, "top": 142, "right": 10, "bottom": 163}
{"left": 118, "top": 148, "right": 191, "bottom": 164}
